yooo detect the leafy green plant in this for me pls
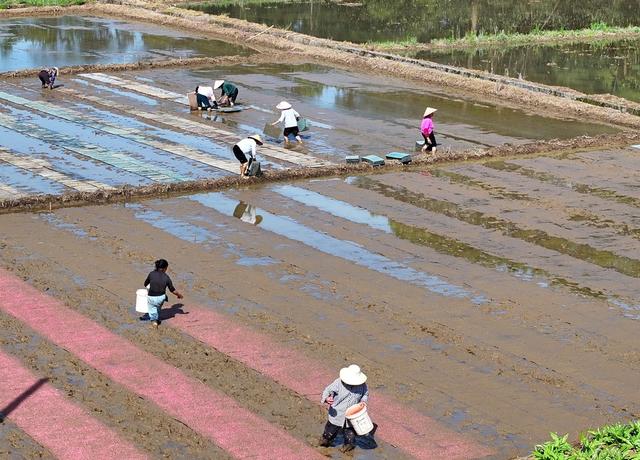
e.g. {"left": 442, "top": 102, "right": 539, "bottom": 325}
{"left": 532, "top": 421, "right": 640, "bottom": 460}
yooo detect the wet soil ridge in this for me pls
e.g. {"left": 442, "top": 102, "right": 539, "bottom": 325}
{"left": 0, "top": 55, "right": 272, "bottom": 79}
{"left": 1, "top": 132, "right": 638, "bottom": 213}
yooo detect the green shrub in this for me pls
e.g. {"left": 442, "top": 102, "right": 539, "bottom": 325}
{"left": 533, "top": 421, "right": 640, "bottom": 460}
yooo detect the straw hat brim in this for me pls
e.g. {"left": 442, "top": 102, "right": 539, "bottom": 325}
{"left": 276, "top": 101, "right": 292, "bottom": 110}
{"left": 423, "top": 107, "right": 438, "bottom": 117}
{"left": 340, "top": 366, "right": 367, "bottom": 385}
{"left": 248, "top": 135, "right": 263, "bottom": 145}
{"left": 213, "top": 80, "right": 224, "bottom": 89}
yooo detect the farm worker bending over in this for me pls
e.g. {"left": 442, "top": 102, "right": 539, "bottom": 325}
{"left": 420, "top": 107, "right": 438, "bottom": 154}
{"left": 320, "top": 364, "right": 374, "bottom": 453}
{"left": 272, "top": 101, "right": 302, "bottom": 145}
{"left": 232, "top": 134, "right": 263, "bottom": 177}
{"left": 214, "top": 79, "right": 239, "bottom": 107}
{"left": 195, "top": 85, "right": 218, "bottom": 111}
{"left": 38, "top": 67, "right": 58, "bottom": 89}
{"left": 143, "top": 259, "right": 183, "bottom": 329}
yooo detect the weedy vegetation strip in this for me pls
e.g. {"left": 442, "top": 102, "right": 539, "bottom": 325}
{"left": 533, "top": 421, "right": 640, "bottom": 459}
{"left": 1, "top": 132, "right": 639, "bottom": 214}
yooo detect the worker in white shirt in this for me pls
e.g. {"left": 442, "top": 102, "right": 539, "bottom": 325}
{"left": 232, "top": 134, "right": 263, "bottom": 177}
{"left": 272, "top": 101, "right": 302, "bottom": 145}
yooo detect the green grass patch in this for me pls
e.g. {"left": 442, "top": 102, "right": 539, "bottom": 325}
{"left": 0, "top": 0, "right": 85, "bottom": 9}
{"left": 533, "top": 421, "right": 640, "bottom": 459}
{"left": 430, "top": 23, "right": 640, "bottom": 48}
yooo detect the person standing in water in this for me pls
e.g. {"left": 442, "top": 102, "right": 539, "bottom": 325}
{"left": 214, "top": 79, "right": 239, "bottom": 107}
{"left": 38, "top": 67, "right": 58, "bottom": 89}
{"left": 420, "top": 107, "right": 438, "bottom": 154}
{"left": 272, "top": 101, "right": 302, "bottom": 145}
{"left": 143, "top": 259, "right": 183, "bottom": 328}
{"left": 320, "top": 364, "right": 375, "bottom": 453}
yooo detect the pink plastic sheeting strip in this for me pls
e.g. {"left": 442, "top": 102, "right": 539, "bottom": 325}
{"left": 0, "top": 350, "right": 147, "bottom": 460}
{"left": 170, "top": 305, "right": 494, "bottom": 460}
{"left": 0, "top": 269, "right": 324, "bottom": 460}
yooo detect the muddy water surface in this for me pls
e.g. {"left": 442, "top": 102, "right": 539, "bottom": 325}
{"left": 418, "top": 39, "right": 640, "bottom": 102}
{"left": 0, "top": 16, "right": 250, "bottom": 72}
{"left": 187, "top": 0, "right": 640, "bottom": 44}
{"left": 146, "top": 63, "right": 617, "bottom": 157}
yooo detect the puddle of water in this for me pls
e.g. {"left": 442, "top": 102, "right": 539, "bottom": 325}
{"left": 0, "top": 124, "right": 150, "bottom": 187}
{"left": 188, "top": 191, "right": 488, "bottom": 303}
{"left": 0, "top": 16, "right": 250, "bottom": 72}
{"left": 187, "top": 1, "right": 640, "bottom": 44}
{"left": 0, "top": 162, "right": 64, "bottom": 195}
{"left": 126, "top": 203, "right": 276, "bottom": 267}
{"left": 417, "top": 39, "right": 640, "bottom": 102}
{"left": 354, "top": 176, "right": 640, "bottom": 280}
{"left": 72, "top": 78, "right": 159, "bottom": 105}
{"left": 0, "top": 103, "right": 221, "bottom": 181}
{"left": 273, "top": 183, "right": 640, "bottom": 308}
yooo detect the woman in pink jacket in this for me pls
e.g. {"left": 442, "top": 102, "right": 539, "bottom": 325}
{"left": 420, "top": 107, "right": 437, "bottom": 154}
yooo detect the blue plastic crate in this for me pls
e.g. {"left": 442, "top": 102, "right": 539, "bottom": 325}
{"left": 362, "top": 155, "right": 385, "bottom": 166}
{"left": 386, "top": 152, "right": 412, "bottom": 164}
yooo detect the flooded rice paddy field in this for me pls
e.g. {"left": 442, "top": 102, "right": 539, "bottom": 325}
{"left": 0, "top": 16, "right": 250, "bottom": 72}
{"left": 2, "top": 11, "right": 640, "bottom": 460}
{"left": 0, "top": 62, "right": 617, "bottom": 199}
{"left": 3, "top": 144, "right": 640, "bottom": 458}
{"left": 416, "top": 39, "right": 640, "bottom": 102}
{"left": 186, "top": 0, "right": 640, "bottom": 44}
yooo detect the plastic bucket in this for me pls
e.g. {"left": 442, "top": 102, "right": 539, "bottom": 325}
{"left": 135, "top": 289, "right": 148, "bottom": 313}
{"left": 345, "top": 402, "right": 374, "bottom": 435}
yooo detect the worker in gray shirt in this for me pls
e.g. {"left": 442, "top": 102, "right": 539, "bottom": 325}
{"left": 320, "top": 364, "right": 374, "bottom": 452}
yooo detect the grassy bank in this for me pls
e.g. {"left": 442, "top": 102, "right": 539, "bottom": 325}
{"left": 370, "top": 23, "right": 640, "bottom": 51}
{"left": 533, "top": 421, "right": 640, "bottom": 459}
{"left": 0, "top": 0, "right": 85, "bottom": 9}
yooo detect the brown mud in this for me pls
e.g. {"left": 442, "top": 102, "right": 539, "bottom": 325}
{"left": 3, "top": 163, "right": 640, "bottom": 457}
{"left": 2, "top": 2, "right": 640, "bottom": 128}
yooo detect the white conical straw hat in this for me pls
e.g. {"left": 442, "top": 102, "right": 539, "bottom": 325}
{"left": 213, "top": 80, "right": 224, "bottom": 89}
{"left": 339, "top": 364, "right": 367, "bottom": 385}
{"left": 423, "top": 107, "right": 438, "bottom": 117}
{"left": 248, "top": 134, "right": 263, "bottom": 145}
{"left": 276, "top": 101, "right": 292, "bottom": 110}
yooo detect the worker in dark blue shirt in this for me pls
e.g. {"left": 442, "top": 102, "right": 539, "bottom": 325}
{"left": 143, "top": 259, "right": 183, "bottom": 328}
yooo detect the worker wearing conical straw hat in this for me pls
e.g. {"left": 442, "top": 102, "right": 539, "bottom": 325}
{"left": 420, "top": 107, "right": 438, "bottom": 154}
{"left": 232, "top": 134, "right": 263, "bottom": 177}
{"left": 272, "top": 101, "right": 303, "bottom": 145}
{"left": 319, "top": 364, "right": 376, "bottom": 453}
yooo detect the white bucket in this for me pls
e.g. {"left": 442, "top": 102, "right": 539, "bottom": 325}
{"left": 345, "top": 402, "right": 374, "bottom": 435}
{"left": 135, "top": 288, "right": 148, "bottom": 313}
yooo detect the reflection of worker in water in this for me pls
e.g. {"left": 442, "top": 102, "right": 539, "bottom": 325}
{"left": 320, "top": 364, "right": 376, "bottom": 453}
{"left": 214, "top": 79, "right": 239, "bottom": 107}
{"left": 143, "top": 259, "right": 183, "bottom": 329}
{"left": 233, "top": 202, "right": 263, "bottom": 225}
{"left": 38, "top": 67, "right": 58, "bottom": 89}
{"left": 195, "top": 85, "right": 218, "bottom": 111}
{"left": 420, "top": 107, "right": 438, "bottom": 154}
{"left": 272, "top": 101, "right": 303, "bottom": 145}
{"left": 232, "top": 134, "right": 263, "bottom": 177}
